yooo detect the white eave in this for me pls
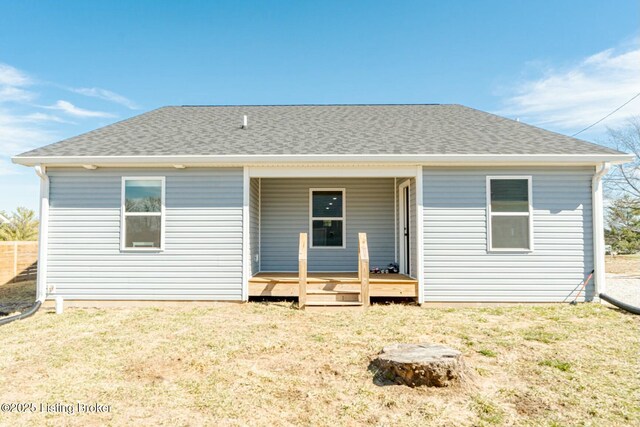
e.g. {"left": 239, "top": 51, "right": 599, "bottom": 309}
{"left": 11, "top": 153, "right": 635, "bottom": 167}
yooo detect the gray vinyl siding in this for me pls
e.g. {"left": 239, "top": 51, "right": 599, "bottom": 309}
{"left": 422, "top": 167, "right": 595, "bottom": 302}
{"left": 250, "top": 178, "right": 260, "bottom": 274}
{"left": 260, "top": 178, "right": 396, "bottom": 271}
{"left": 46, "top": 167, "right": 244, "bottom": 300}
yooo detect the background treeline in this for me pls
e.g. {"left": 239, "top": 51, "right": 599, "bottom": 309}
{"left": 0, "top": 207, "right": 39, "bottom": 241}
{"left": 604, "top": 118, "right": 640, "bottom": 254}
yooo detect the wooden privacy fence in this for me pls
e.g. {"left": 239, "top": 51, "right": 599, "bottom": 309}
{"left": 0, "top": 241, "right": 38, "bottom": 284}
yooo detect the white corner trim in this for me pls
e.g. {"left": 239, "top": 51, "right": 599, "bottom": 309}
{"left": 34, "top": 165, "right": 49, "bottom": 301}
{"left": 242, "top": 167, "right": 251, "bottom": 301}
{"left": 415, "top": 167, "right": 425, "bottom": 304}
{"left": 592, "top": 162, "right": 611, "bottom": 298}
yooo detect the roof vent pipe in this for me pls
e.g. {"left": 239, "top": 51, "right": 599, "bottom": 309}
{"left": 242, "top": 115, "right": 248, "bottom": 129}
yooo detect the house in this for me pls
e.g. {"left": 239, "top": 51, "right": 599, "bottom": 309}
{"left": 12, "top": 104, "right": 633, "bottom": 308}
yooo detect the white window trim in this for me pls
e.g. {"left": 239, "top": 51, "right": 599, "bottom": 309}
{"left": 309, "top": 188, "right": 346, "bottom": 249}
{"left": 120, "top": 176, "right": 166, "bottom": 252}
{"left": 486, "top": 175, "right": 534, "bottom": 253}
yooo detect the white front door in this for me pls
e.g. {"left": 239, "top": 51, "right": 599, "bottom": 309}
{"left": 398, "top": 181, "right": 411, "bottom": 275}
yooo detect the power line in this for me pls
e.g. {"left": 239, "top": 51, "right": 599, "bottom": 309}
{"left": 571, "top": 91, "right": 640, "bottom": 137}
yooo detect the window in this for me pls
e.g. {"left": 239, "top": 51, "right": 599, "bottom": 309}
{"left": 486, "top": 176, "right": 533, "bottom": 251}
{"left": 121, "top": 177, "right": 165, "bottom": 251}
{"left": 310, "top": 189, "right": 345, "bottom": 248}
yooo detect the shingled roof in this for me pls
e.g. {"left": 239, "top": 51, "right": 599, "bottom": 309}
{"left": 14, "top": 104, "right": 625, "bottom": 160}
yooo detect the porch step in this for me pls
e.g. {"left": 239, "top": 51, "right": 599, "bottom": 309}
{"left": 304, "top": 301, "right": 364, "bottom": 311}
{"left": 304, "top": 304, "right": 364, "bottom": 312}
{"left": 306, "top": 289, "right": 361, "bottom": 303}
{"left": 305, "top": 301, "right": 363, "bottom": 306}
{"left": 306, "top": 289, "right": 361, "bottom": 294}
{"left": 307, "top": 283, "right": 362, "bottom": 292}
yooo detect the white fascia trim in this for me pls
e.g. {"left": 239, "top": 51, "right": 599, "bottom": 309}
{"left": 34, "top": 165, "right": 49, "bottom": 302}
{"left": 251, "top": 165, "right": 417, "bottom": 178}
{"left": 11, "top": 153, "right": 635, "bottom": 167}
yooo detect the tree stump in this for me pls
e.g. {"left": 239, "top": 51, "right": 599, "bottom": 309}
{"left": 372, "top": 343, "right": 465, "bottom": 387}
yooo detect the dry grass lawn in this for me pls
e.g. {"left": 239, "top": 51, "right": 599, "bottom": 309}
{"left": 0, "top": 301, "right": 639, "bottom": 426}
{"left": 1, "top": 260, "right": 638, "bottom": 425}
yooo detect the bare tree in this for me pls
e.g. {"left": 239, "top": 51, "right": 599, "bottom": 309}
{"left": 604, "top": 117, "right": 640, "bottom": 200}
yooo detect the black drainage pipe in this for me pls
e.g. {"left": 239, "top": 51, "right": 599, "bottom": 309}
{"left": 599, "top": 293, "right": 640, "bottom": 315}
{"left": 0, "top": 301, "right": 42, "bottom": 327}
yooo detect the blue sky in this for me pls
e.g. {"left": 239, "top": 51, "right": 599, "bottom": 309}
{"left": 1, "top": 0, "right": 639, "bottom": 211}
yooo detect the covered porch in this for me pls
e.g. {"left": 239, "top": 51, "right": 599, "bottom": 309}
{"left": 245, "top": 166, "right": 424, "bottom": 306}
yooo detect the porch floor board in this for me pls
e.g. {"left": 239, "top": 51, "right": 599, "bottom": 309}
{"left": 249, "top": 272, "right": 418, "bottom": 298}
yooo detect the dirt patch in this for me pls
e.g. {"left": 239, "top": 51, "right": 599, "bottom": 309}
{"left": 606, "top": 254, "right": 640, "bottom": 275}
{"left": 510, "top": 389, "right": 554, "bottom": 417}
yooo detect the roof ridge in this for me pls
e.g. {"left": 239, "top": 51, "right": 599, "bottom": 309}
{"left": 175, "top": 103, "right": 447, "bottom": 107}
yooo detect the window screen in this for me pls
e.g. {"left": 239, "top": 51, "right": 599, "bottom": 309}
{"left": 488, "top": 178, "right": 532, "bottom": 250}
{"left": 123, "top": 178, "right": 163, "bottom": 250}
{"left": 310, "top": 190, "right": 344, "bottom": 247}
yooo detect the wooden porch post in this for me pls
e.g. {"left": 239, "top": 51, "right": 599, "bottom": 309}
{"left": 298, "top": 233, "right": 308, "bottom": 309}
{"left": 358, "top": 233, "right": 370, "bottom": 307}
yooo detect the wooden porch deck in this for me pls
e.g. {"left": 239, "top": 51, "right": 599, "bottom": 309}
{"left": 249, "top": 272, "right": 418, "bottom": 298}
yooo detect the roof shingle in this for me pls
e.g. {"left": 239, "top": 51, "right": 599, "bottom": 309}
{"left": 16, "top": 104, "right": 623, "bottom": 157}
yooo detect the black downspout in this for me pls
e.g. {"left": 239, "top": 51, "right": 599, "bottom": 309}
{"left": 599, "top": 293, "right": 640, "bottom": 315}
{"left": 0, "top": 301, "right": 42, "bottom": 326}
